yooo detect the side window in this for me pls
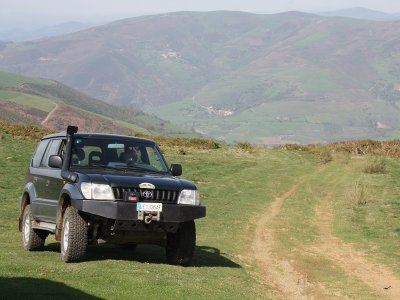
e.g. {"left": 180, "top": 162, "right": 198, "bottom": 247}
{"left": 31, "top": 140, "right": 50, "bottom": 168}
{"left": 40, "top": 139, "right": 61, "bottom": 168}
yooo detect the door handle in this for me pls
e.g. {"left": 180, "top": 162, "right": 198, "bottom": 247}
{"left": 33, "top": 176, "right": 38, "bottom": 183}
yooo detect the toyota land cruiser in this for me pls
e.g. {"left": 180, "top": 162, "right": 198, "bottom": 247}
{"left": 19, "top": 126, "right": 206, "bottom": 265}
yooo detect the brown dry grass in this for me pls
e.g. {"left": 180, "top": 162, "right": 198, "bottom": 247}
{"left": 282, "top": 139, "right": 400, "bottom": 158}
{"left": 0, "top": 121, "right": 54, "bottom": 140}
{"left": 132, "top": 132, "right": 221, "bottom": 150}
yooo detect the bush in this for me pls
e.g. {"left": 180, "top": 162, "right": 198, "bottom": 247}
{"left": 316, "top": 147, "right": 333, "bottom": 164}
{"left": 178, "top": 148, "right": 187, "bottom": 155}
{"left": 132, "top": 132, "right": 220, "bottom": 150}
{"left": 281, "top": 144, "right": 311, "bottom": 151}
{"left": 346, "top": 181, "right": 368, "bottom": 206}
{"left": 362, "top": 156, "right": 386, "bottom": 174}
{"left": 0, "top": 121, "right": 54, "bottom": 140}
{"left": 235, "top": 142, "right": 256, "bottom": 153}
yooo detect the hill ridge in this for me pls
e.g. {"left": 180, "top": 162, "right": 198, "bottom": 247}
{"left": 1, "top": 11, "right": 400, "bottom": 143}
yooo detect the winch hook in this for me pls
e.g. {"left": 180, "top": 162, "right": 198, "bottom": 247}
{"left": 144, "top": 214, "right": 153, "bottom": 224}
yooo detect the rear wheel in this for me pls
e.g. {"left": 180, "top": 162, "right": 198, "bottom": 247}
{"left": 166, "top": 220, "right": 196, "bottom": 266}
{"left": 61, "top": 206, "right": 87, "bottom": 262}
{"left": 21, "top": 204, "right": 48, "bottom": 251}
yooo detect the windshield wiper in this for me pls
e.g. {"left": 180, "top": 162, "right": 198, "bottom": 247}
{"left": 71, "top": 165, "right": 122, "bottom": 171}
{"left": 121, "top": 165, "right": 166, "bottom": 174}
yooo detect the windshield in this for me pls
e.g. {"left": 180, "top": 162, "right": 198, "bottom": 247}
{"left": 69, "top": 137, "right": 168, "bottom": 173}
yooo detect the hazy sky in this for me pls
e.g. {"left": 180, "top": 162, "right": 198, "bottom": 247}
{"left": 1, "top": 0, "right": 400, "bottom": 26}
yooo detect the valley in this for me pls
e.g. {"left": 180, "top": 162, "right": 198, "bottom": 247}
{"left": 1, "top": 11, "right": 400, "bottom": 143}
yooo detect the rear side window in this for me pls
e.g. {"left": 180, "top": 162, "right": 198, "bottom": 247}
{"left": 31, "top": 140, "right": 50, "bottom": 168}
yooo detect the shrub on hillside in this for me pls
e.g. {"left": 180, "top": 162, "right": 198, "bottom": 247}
{"left": 330, "top": 139, "right": 400, "bottom": 157}
{"left": 362, "top": 156, "right": 386, "bottom": 174}
{"left": 281, "top": 144, "right": 311, "bottom": 151}
{"left": 346, "top": 181, "right": 368, "bottom": 206}
{"left": 0, "top": 121, "right": 54, "bottom": 140}
{"left": 282, "top": 139, "right": 400, "bottom": 159}
{"left": 235, "top": 141, "right": 257, "bottom": 153}
{"left": 316, "top": 147, "right": 333, "bottom": 164}
{"left": 132, "top": 132, "right": 220, "bottom": 150}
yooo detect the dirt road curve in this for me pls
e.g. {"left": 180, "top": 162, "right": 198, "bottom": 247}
{"left": 41, "top": 103, "right": 59, "bottom": 126}
{"left": 247, "top": 179, "right": 400, "bottom": 299}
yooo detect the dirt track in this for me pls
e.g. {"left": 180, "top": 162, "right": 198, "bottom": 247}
{"left": 246, "top": 176, "right": 400, "bottom": 299}
{"left": 41, "top": 103, "right": 59, "bottom": 126}
{"left": 313, "top": 192, "right": 400, "bottom": 299}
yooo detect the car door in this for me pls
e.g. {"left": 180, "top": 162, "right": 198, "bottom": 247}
{"left": 29, "top": 139, "right": 50, "bottom": 218}
{"left": 40, "top": 139, "right": 64, "bottom": 222}
{"left": 33, "top": 139, "right": 64, "bottom": 222}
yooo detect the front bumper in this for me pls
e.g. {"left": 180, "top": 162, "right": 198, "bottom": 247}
{"left": 74, "top": 200, "right": 206, "bottom": 223}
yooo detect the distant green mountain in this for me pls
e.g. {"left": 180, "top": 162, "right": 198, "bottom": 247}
{"left": 320, "top": 7, "right": 399, "bottom": 21}
{"left": 1, "top": 11, "right": 400, "bottom": 143}
{"left": 0, "top": 22, "right": 99, "bottom": 42}
{"left": 0, "top": 70, "right": 190, "bottom": 136}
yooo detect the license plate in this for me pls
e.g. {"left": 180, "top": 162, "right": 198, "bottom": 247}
{"left": 136, "top": 202, "right": 162, "bottom": 212}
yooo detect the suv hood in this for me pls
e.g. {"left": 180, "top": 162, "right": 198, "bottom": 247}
{"left": 82, "top": 173, "right": 196, "bottom": 191}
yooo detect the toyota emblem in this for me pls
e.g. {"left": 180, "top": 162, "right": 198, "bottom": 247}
{"left": 142, "top": 190, "right": 153, "bottom": 199}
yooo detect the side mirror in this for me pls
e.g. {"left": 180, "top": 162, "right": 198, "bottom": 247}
{"left": 170, "top": 164, "right": 182, "bottom": 176}
{"left": 48, "top": 155, "right": 63, "bottom": 169}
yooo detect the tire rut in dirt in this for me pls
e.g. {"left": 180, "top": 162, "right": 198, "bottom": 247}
{"left": 313, "top": 192, "right": 400, "bottom": 299}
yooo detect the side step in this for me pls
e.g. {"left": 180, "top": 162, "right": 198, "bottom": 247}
{"left": 32, "top": 220, "right": 56, "bottom": 233}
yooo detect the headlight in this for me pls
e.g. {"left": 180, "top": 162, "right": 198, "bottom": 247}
{"left": 80, "top": 183, "right": 115, "bottom": 200}
{"left": 177, "top": 189, "right": 200, "bottom": 205}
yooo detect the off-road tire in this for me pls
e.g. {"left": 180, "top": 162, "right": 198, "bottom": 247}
{"left": 22, "top": 204, "right": 48, "bottom": 251}
{"left": 61, "top": 206, "right": 87, "bottom": 262}
{"left": 166, "top": 220, "right": 196, "bottom": 266}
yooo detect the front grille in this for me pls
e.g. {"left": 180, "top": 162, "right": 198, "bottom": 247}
{"left": 112, "top": 187, "right": 179, "bottom": 204}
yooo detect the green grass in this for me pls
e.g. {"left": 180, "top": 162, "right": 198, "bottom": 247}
{"left": 296, "top": 30, "right": 332, "bottom": 47}
{"left": 1, "top": 134, "right": 399, "bottom": 299}
{"left": 0, "top": 136, "right": 312, "bottom": 299}
{"left": 333, "top": 157, "right": 400, "bottom": 271}
{"left": 0, "top": 91, "right": 56, "bottom": 112}
{"left": 0, "top": 71, "right": 50, "bottom": 88}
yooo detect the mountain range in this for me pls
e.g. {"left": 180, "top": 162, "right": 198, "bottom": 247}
{"left": 320, "top": 7, "right": 400, "bottom": 21}
{"left": 1, "top": 10, "right": 400, "bottom": 143}
{"left": 0, "top": 22, "right": 99, "bottom": 42}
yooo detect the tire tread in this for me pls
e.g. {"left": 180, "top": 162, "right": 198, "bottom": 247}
{"left": 22, "top": 205, "right": 47, "bottom": 251}
{"left": 61, "top": 206, "right": 87, "bottom": 262}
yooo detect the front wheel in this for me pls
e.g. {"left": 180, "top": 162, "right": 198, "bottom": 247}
{"left": 21, "top": 204, "right": 48, "bottom": 251}
{"left": 61, "top": 206, "right": 87, "bottom": 262}
{"left": 166, "top": 220, "right": 196, "bottom": 266}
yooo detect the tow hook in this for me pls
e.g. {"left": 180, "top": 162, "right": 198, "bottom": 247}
{"left": 144, "top": 215, "right": 153, "bottom": 224}
{"left": 138, "top": 211, "right": 160, "bottom": 224}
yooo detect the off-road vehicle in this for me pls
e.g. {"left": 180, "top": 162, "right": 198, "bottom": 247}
{"left": 19, "top": 126, "right": 206, "bottom": 265}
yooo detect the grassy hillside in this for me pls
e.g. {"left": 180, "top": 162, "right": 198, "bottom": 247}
{"left": 0, "top": 126, "right": 399, "bottom": 299}
{"left": 0, "top": 70, "right": 191, "bottom": 136}
{"left": 1, "top": 12, "right": 400, "bottom": 143}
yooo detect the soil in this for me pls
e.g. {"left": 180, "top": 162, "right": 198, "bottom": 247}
{"left": 41, "top": 103, "right": 59, "bottom": 125}
{"left": 246, "top": 178, "right": 400, "bottom": 299}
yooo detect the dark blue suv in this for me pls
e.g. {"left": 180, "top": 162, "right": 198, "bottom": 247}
{"left": 19, "top": 126, "right": 205, "bottom": 265}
